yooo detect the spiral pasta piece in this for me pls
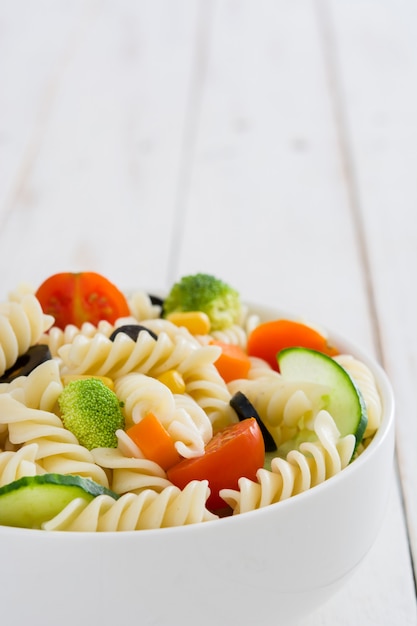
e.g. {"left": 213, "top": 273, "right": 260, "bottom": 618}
{"left": 0, "top": 294, "right": 54, "bottom": 375}
{"left": 177, "top": 345, "right": 234, "bottom": 431}
{"left": 139, "top": 318, "right": 202, "bottom": 346}
{"left": 126, "top": 290, "right": 162, "bottom": 321}
{"left": 0, "top": 360, "right": 63, "bottom": 413}
{"left": 58, "top": 329, "right": 196, "bottom": 379}
{"left": 42, "top": 480, "right": 217, "bottom": 531}
{"left": 115, "top": 373, "right": 176, "bottom": 428}
{"left": 40, "top": 320, "right": 115, "bottom": 357}
{"left": 0, "top": 443, "right": 43, "bottom": 486}
{"left": 246, "top": 357, "right": 281, "bottom": 381}
{"left": 91, "top": 447, "right": 172, "bottom": 494}
{"left": 114, "top": 373, "right": 213, "bottom": 458}
{"left": 334, "top": 354, "right": 382, "bottom": 437}
{"left": 208, "top": 324, "right": 249, "bottom": 348}
{"left": 6, "top": 282, "right": 36, "bottom": 303}
{"left": 228, "top": 375, "right": 329, "bottom": 446}
{"left": 170, "top": 393, "right": 213, "bottom": 456}
{"left": 221, "top": 411, "right": 355, "bottom": 514}
{"left": 0, "top": 394, "right": 109, "bottom": 486}
{"left": 236, "top": 304, "right": 261, "bottom": 337}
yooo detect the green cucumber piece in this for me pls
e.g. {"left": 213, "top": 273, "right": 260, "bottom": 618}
{"left": 277, "top": 347, "right": 367, "bottom": 446}
{"left": 0, "top": 473, "right": 119, "bottom": 529}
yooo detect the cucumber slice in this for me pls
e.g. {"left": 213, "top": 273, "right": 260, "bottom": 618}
{"left": 277, "top": 347, "right": 367, "bottom": 446}
{"left": 0, "top": 474, "right": 119, "bottom": 529}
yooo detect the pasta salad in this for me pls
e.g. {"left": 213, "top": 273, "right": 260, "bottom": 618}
{"left": 0, "top": 272, "right": 382, "bottom": 531}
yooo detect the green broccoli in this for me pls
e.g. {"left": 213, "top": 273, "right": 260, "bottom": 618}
{"left": 58, "top": 378, "right": 125, "bottom": 450}
{"left": 163, "top": 273, "right": 241, "bottom": 331}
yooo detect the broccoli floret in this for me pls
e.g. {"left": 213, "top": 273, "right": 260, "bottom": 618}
{"left": 163, "top": 273, "right": 241, "bottom": 331}
{"left": 58, "top": 378, "right": 125, "bottom": 450}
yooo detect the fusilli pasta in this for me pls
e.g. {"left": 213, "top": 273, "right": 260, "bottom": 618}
{"left": 126, "top": 290, "right": 162, "bottom": 322}
{"left": 91, "top": 447, "right": 172, "bottom": 494}
{"left": 0, "top": 359, "right": 63, "bottom": 412}
{"left": 114, "top": 373, "right": 213, "bottom": 457}
{"left": 0, "top": 443, "right": 42, "bottom": 487}
{"left": 58, "top": 329, "right": 195, "bottom": 379}
{"left": 42, "top": 480, "right": 217, "bottom": 531}
{"left": 40, "top": 320, "right": 115, "bottom": 357}
{"left": 221, "top": 410, "right": 355, "bottom": 514}
{"left": 228, "top": 375, "right": 330, "bottom": 447}
{"left": 177, "top": 346, "right": 235, "bottom": 431}
{"left": 0, "top": 294, "right": 54, "bottom": 376}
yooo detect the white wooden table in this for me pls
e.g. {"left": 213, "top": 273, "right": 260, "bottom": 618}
{"left": 1, "top": 1, "right": 416, "bottom": 623}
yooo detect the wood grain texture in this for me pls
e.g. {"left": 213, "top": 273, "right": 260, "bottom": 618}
{"left": 0, "top": 0, "right": 202, "bottom": 293}
{"left": 0, "top": 0, "right": 415, "bottom": 623}
{"left": 321, "top": 0, "right": 417, "bottom": 587}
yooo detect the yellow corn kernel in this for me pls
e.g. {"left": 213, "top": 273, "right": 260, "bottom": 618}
{"left": 61, "top": 375, "right": 115, "bottom": 391}
{"left": 166, "top": 311, "right": 211, "bottom": 335}
{"left": 157, "top": 370, "right": 186, "bottom": 394}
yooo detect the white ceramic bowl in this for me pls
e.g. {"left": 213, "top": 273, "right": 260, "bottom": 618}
{"left": 0, "top": 306, "right": 395, "bottom": 626}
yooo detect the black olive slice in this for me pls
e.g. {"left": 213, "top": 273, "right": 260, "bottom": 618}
{"left": 148, "top": 294, "right": 164, "bottom": 308}
{"left": 0, "top": 345, "right": 52, "bottom": 383}
{"left": 109, "top": 324, "right": 158, "bottom": 342}
{"left": 230, "top": 391, "right": 277, "bottom": 452}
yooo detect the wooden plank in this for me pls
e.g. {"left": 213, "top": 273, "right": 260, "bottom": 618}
{"left": 173, "top": 0, "right": 377, "bottom": 352}
{"left": 0, "top": 0, "right": 94, "bottom": 222}
{"left": 299, "top": 473, "right": 417, "bottom": 625}
{"left": 0, "top": 0, "right": 203, "bottom": 296}
{"left": 178, "top": 0, "right": 417, "bottom": 622}
{"left": 0, "top": 1, "right": 415, "bottom": 622}
{"left": 322, "top": 0, "right": 417, "bottom": 582}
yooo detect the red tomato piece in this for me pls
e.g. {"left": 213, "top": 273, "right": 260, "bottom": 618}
{"left": 35, "top": 272, "right": 130, "bottom": 330}
{"left": 167, "top": 418, "right": 265, "bottom": 511}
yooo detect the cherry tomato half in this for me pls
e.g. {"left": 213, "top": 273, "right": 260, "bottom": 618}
{"left": 167, "top": 418, "right": 265, "bottom": 511}
{"left": 35, "top": 272, "right": 130, "bottom": 330}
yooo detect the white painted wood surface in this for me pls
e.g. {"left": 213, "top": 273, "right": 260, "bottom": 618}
{"left": 0, "top": 1, "right": 416, "bottom": 624}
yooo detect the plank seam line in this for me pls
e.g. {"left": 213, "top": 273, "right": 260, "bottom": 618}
{"left": 165, "top": 0, "right": 216, "bottom": 285}
{"left": 0, "top": 0, "right": 102, "bottom": 230}
{"left": 314, "top": 0, "right": 383, "bottom": 361}
{"left": 315, "top": 0, "right": 417, "bottom": 595}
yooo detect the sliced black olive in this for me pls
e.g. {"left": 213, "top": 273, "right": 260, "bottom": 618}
{"left": 230, "top": 391, "right": 277, "bottom": 452}
{"left": 148, "top": 294, "right": 165, "bottom": 317}
{"left": 0, "top": 345, "right": 52, "bottom": 383}
{"left": 148, "top": 294, "right": 164, "bottom": 308}
{"left": 109, "top": 324, "right": 158, "bottom": 342}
